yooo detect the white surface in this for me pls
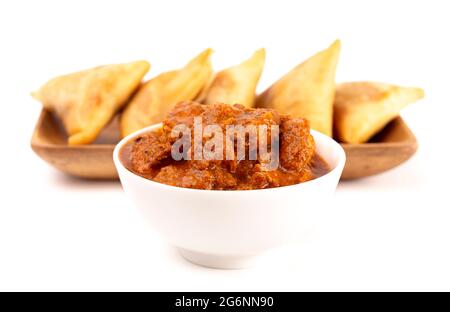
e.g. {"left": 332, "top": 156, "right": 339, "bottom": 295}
{"left": 114, "top": 126, "right": 345, "bottom": 269}
{"left": 0, "top": 0, "right": 449, "bottom": 291}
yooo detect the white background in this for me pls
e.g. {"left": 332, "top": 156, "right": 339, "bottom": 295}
{"left": 0, "top": 0, "right": 449, "bottom": 291}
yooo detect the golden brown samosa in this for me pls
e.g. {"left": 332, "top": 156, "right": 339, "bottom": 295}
{"left": 256, "top": 40, "right": 341, "bottom": 136}
{"left": 120, "top": 49, "right": 213, "bottom": 137}
{"left": 32, "top": 61, "right": 150, "bottom": 145}
{"left": 334, "top": 82, "right": 424, "bottom": 143}
{"left": 201, "top": 48, "right": 265, "bottom": 108}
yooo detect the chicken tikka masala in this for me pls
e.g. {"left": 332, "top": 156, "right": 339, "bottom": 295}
{"left": 120, "top": 101, "right": 329, "bottom": 190}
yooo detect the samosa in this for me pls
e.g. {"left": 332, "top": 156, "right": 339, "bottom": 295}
{"left": 257, "top": 40, "right": 340, "bottom": 136}
{"left": 32, "top": 60, "right": 150, "bottom": 145}
{"left": 121, "top": 49, "right": 213, "bottom": 137}
{"left": 201, "top": 48, "right": 265, "bottom": 108}
{"left": 334, "top": 82, "right": 424, "bottom": 143}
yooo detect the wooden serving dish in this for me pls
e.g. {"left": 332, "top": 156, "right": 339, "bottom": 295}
{"left": 31, "top": 109, "right": 417, "bottom": 180}
{"left": 31, "top": 109, "right": 120, "bottom": 179}
{"left": 340, "top": 117, "right": 418, "bottom": 179}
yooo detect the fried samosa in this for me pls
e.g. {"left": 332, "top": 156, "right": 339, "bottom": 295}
{"left": 120, "top": 49, "right": 213, "bottom": 137}
{"left": 201, "top": 48, "right": 265, "bottom": 108}
{"left": 32, "top": 61, "right": 150, "bottom": 145}
{"left": 256, "top": 40, "right": 341, "bottom": 136}
{"left": 334, "top": 82, "right": 424, "bottom": 143}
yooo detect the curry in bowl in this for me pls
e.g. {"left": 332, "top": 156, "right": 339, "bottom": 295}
{"left": 119, "top": 101, "right": 329, "bottom": 190}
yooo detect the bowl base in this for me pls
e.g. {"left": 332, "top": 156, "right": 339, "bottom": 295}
{"left": 178, "top": 248, "right": 257, "bottom": 269}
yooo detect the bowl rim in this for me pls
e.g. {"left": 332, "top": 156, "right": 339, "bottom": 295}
{"left": 113, "top": 123, "right": 346, "bottom": 193}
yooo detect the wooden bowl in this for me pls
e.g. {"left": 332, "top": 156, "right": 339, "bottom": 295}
{"left": 31, "top": 109, "right": 418, "bottom": 180}
{"left": 340, "top": 117, "right": 418, "bottom": 179}
{"left": 31, "top": 109, "right": 119, "bottom": 179}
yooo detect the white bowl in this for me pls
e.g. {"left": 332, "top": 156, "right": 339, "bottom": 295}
{"left": 113, "top": 124, "right": 346, "bottom": 269}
